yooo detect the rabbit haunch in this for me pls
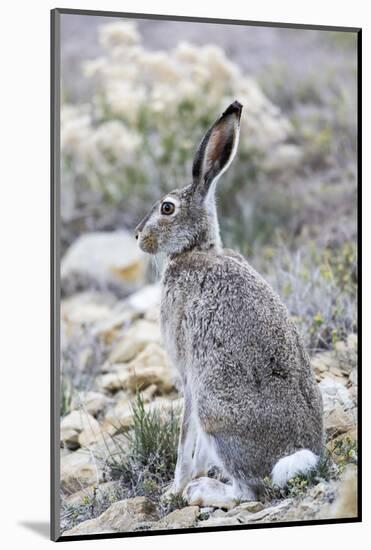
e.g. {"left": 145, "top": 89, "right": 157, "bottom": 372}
{"left": 135, "top": 101, "right": 323, "bottom": 506}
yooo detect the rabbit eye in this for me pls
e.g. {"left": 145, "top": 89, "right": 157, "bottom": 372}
{"left": 161, "top": 201, "right": 175, "bottom": 215}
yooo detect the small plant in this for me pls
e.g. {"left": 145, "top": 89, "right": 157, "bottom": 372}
{"left": 60, "top": 483, "right": 128, "bottom": 533}
{"left": 60, "top": 376, "right": 73, "bottom": 417}
{"left": 330, "top": 436, "right": 357, "bottom": 474}
{"left": 106, "top": 391, "right": 180, "bottom": 498}
{"left": 160, "top": 492, "right": 188, "bottom": 517}
{"left": 254, "top": 241, "right": 357, "bottom": 352}
{"left": 285, "top": 476, "right": 310, "bottom": 498}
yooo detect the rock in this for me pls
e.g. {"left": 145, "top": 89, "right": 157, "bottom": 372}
{"left": 126, "top": 343, "right": 173, "bottom": 393}
{"left": 324, "top": 406, "right": 355, "bottom": 439}
{"left": 129, "top": 342, "right": 167, "bottom": 370}
{"left": 348, "top": 368, "right": 357, "bottom": 387}
{"left": 102, "top": 400, "right": 133, "bottom": 433}
{"left": 71, "top": 391, "right": 110, "bottom": 417}
{"left": 61, "top": 291, "right": 116, "bottom": 326}
{"left": 99, "top": 368, "right": 131, "bottom": 393}
{"left": 226, "top": 501, "right": 264, "bottom": 516}
{"left": 144, "top": 305, "right": 160, "bottom": 323}
{"left": 311, "top": 354, "right": 330, "bottom": 374}
{"left": 320, "top": 465, "right": 357, "bottom": 519}
{"left": 63, "top": 497, "right": 159, "bottom": 535}
{"left": 99, "top": 368, "right": 129, "bottom": 393}
{"left": 108, "top": 320, "right": 161, "bottom": 363}
{"left": 61, "top": 410, "right": 101, "bottom": 449}
{"left": 92, "top": 432, "right": 130, "bottom": 462}
{"left": 153, "top": 506, "right": 199, "bottom": 530}
{"left": 198, "top": 516, "right": 241, "bottom": 527}
{"left": 103, "top": 397, "right": 182, "bottom": 436}
{"left": 141, "top": 384, "right": 158, "bottom": 402}
{"left": 65, "top": 481, "right": 121, "bottom": 506}
{"left": 78, "top": 425, "right": 103, "bottom": 448}
{"left": 346, "top": 333, "right": 358, "bottom": 351}
{"left": 61, "top": 450, "right": 103, "bottom": 494}
{"left": 211, "top": 508, "right": 227, "bottom": 518}
{"left": 334, "top": 341, "right": 347, "bottom": 353}
{"left": 126, "top": 284, "right": 161, "bottom": 314}
{"left": 312, "top": 348, "right": 356, "bottom": 381}
{"left": 319, "top": 377, "right": 354, "bottom": 413}
{"left": 60, "top": 429, "right": 79, "bottom": 449}
{"left": 90, "top": 285, "right": 161, "bottom": 343}
{"left": 312, "top": 351, "right": 339, "bottom": 373}
{"left": 91, "top": 310, "right": 135, "bottom": 344}
{"left": 243, "top": 500, "right": 292, "bottom": 523}
{"left": 101, "top": 344, "right": 173, "bottom": 394}
{"left": 61, "top": 231, "right": 148, "bottom": 297}
{"left": 308, "top": 482, "right": 328, "bottom": 499}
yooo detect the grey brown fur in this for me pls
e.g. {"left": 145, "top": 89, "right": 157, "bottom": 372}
{"left": 135, "top": 101, "right": 323, "bottom": 501}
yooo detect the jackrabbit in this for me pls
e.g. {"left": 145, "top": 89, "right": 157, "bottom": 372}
{"left": 135, "top": 101, "right": 323, "bottom": 507}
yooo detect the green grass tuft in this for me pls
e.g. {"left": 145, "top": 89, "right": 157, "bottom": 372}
{"left": 106, "top": 391, "right": 180, "bottom": 498}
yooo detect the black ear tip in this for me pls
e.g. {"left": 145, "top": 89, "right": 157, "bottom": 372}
{"left": 222, "top": 100, "right": 243, "bottom": 119}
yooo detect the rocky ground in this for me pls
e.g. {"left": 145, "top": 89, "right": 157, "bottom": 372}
{"left": 59, "top": 230, "right": 358, "bottom": 537}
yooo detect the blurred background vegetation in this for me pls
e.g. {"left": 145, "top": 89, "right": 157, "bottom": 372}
{"left": 60, "top": 16, "right": 357, "bottom": 353}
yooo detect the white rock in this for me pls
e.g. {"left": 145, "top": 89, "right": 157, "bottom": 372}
{"left": 243, "top": 500, "right": 292, "bottom": 523}
{"left": 61, "top": 231, "right": 148, "bottom": 297}
{"left": 311, "top": 352, "right": 334, "bottom": 373}
{"left": 346, "top": 333, "right": 358, "bottom": 351}
{"left": 92, "top": 432, "right": 130, "bottom": 462}
{"left": 144, "top": 305, "right": 160, "bottom": 323}
{"left": 61, "top": 291, "right": 116, "bottom": 326}
{"left": 91, "top": 309, "right": 134, "bottom": 342}
{"left": 319, "top": 377, "right": 354, "bottom": 412}
{"left": 152, "top": 506, "right": 199, "bottom": 530}
{"left": 117, "top": 342, "right": 174, "bottom": 393}
{"left": 65, "top": 481, "right": 121, "bottom": 506}
{"left": 349, "top": 368, "right": 357, "bottom": 387}
{"left": 226, "top": 501, "right": 264, "bottom": 516}
{"left": 71, "top": 391, "right": 110, "bottom": 417}
{"left": 108, "top": 320, "right": 161, "bottom": 363}
{"left": 61, "top": 450, "right": 103, "bottom": 494}
{"left": 198, "top": 516, "right": 240, "bottom": 527}
{"left": 61, "top": 410, "right": 101, "bottom": 449}
{"left": 324, "top": 406, "right": 355, "bottom": 437}
{"left": 63, "top": 497, "right": 159, "bottom": 535}
{"left": 61, "top": 410, "right": 100, "bottom": 433}
{"left": 99, "top": 367, "right": 130, "bottom": 393}
{"left": 126, "top": 284, "right": 161, "bottom": 314}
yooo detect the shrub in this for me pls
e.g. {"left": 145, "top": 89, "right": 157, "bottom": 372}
{"left": 61, "top": 21, "right": 296, "bottom": 238}
{"left": 252, "top": 241, "right": 357, "bottom": 352}
{"left": 106, "top": 391, "right": 180, "bottom": 498}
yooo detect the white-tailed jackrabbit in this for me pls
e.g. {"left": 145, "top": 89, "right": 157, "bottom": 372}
{"left": 135, "top": 101, "right": 323, "bottom": 507}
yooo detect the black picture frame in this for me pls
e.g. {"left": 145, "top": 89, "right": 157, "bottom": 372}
{"left": 51, "top": 7, "right": 362, "bottom": 542}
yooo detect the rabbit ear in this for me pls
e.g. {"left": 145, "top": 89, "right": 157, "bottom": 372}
{"left": 191, "top": 101, "right": 242, "bottom": 199}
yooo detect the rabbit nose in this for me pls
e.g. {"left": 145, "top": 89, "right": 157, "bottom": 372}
{"left": 135, "top": 230, "right": 139, "bottom": 240}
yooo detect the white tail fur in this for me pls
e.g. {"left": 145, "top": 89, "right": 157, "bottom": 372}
{"left": 271, "top": 449, "right": 319, "bottom": 488}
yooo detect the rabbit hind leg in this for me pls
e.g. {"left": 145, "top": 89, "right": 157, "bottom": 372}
{"left": 191, "top": 427, "right": 222, "bottom": 479}
{"left": 183, "top": 477, "right": 242, "bottom": 509}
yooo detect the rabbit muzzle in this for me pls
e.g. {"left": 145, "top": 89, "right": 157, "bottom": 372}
{"left": 135, "top": 227, "right": 159, "bottom": 254}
